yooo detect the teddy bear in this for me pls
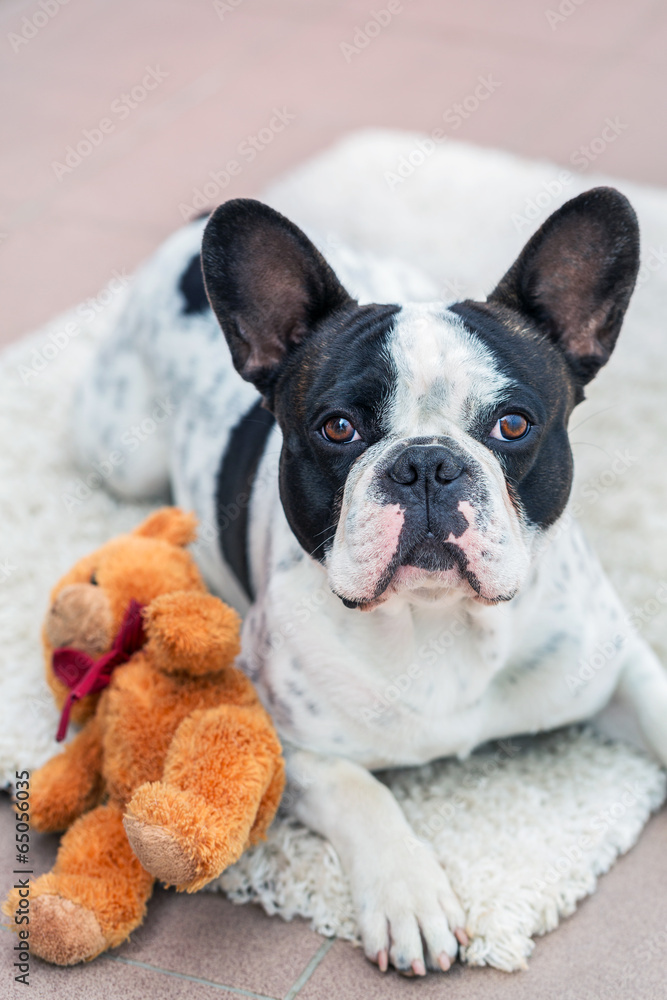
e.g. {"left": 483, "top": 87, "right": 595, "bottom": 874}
{"left": 3, "top": 508, "right": 285, "bottom": 966}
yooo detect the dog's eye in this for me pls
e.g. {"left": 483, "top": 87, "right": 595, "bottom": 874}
{"left": 90, "top": 571, "right": 99, "bottom": 586}
{"left": 490, "top": 414, "right": 531, "bottom": 441}
{"left": 321, "top": 416, "right": 361, "bottom": 444}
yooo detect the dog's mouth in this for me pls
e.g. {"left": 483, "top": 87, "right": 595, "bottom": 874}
{"left": 335, "top": 533, "right": 516, "bottom": 611}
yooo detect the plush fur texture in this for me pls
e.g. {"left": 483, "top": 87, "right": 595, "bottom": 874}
{"left": 2, "top": 510, "right": 284, "bottom": 965}
{"left": 1, "top": 131, "right": 667, "bottom": 971}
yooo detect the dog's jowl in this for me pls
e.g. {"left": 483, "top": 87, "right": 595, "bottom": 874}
{"left": 73, "top": 188, "right": 667, "bottom": 975}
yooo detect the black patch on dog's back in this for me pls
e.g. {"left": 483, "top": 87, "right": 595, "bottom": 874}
{"left": 216, "top": 399, "right": 276, "bottom": 599}
{"left": 179, "top": 253, "right": 210, "bottom": 315}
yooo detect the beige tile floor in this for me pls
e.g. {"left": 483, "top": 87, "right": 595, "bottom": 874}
{"left": 2, "top": 0, "right": 667, "bottom": 996}
{"left": 2, "top": 795, "right": 667, "bottom": 999}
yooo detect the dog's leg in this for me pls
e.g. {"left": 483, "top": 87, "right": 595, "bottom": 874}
{"left": 617, "top": 638, "right": 667, "bottom": 766}
{"left": 286, "top": 747, "right": 467, "bottom": 975}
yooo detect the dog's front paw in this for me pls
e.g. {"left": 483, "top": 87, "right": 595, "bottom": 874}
{"left": 351, "top": 840, "right": 468, "bottom": 975}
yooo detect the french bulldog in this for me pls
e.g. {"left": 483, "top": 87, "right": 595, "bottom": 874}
{"left": 73, "top": 188, "right": 667, "bottom": 975}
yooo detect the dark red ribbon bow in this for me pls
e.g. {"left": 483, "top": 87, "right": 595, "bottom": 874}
{"left": 52, "top": 599, "right": 146, "bottom": 742}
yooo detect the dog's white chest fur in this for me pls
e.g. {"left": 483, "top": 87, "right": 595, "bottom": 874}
{"left": 241, "top": 497, "right": 628, "bottom": 770}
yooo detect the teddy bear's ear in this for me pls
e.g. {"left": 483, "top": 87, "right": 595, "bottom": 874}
{"left": 133, "top": 508, "right": 198, "bottom": 547}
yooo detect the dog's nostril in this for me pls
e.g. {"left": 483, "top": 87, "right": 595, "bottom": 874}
{"left": 389, "top": 445, "right": 464, "bottom": 488}
{"left": 435, "top": 460, "right": 463, "bottom": 484}
{"left": 389, "top": 461, "right": 419, "bottom": 486}
{"left": 387, "top": 448, "right": 421, "bottom": 485}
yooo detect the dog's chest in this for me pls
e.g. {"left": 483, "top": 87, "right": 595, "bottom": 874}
{"left": 245, "top": 522, "right": 626, "bottom": 770}
{"left": 333, "top": 608, "right": 516, "bottom": 764}
{"left": 252, "top": 601, "right": 511, "bottom": 767}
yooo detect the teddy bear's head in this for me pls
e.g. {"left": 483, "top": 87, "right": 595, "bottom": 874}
{"left": 44, "top": 508, "right": 205, "bottom": 724}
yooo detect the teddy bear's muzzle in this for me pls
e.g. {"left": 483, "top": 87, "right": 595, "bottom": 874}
{"left": 46, "top": 583, "right": 113, "bottom": 656}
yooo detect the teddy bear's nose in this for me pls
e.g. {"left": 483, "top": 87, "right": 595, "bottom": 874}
{"left": 46, "top": 583, "right": 113, "bottom": 656}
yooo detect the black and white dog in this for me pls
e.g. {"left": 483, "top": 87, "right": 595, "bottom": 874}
{"left": 74, "top": 188, "right": 667, "bottom": 975}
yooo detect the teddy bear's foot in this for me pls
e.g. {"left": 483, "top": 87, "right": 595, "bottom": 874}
{"left": 124, "top": 782, "right": 253, "bottom": 892}
{"left": 2, "top": 805, "right": 155, "bottom": 965}
{"left": 30, "top": 894, "right": 107, "bottom": 966}
{"left": 123, "top": 815, "right": 198, "bottom": 886}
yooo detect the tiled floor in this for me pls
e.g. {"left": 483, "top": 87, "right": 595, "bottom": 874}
{"left": 3, "top": 1, "right": 667, "bottom": 997}
{"left": 3, "top": 792, "right": 667, "bottom": 999}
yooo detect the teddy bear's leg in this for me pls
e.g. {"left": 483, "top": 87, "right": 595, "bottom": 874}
{"left": 30, "top": 716, "right": 105, "bottom": 833}
{"left": 4, "top": 803, "right": 154, "bottom": 965}
{"left": 124, "top": 703, "right": 284, "bottom": 892}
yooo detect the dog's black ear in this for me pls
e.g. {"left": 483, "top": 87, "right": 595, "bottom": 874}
{"left": 201, "top": 199, "right": 354, "bottom": 399}
{"left": 488, "top": 187, "right": 640, "bottom": 384}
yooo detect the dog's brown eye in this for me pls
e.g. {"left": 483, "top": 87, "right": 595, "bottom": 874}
{"left": 491, "top": 414, "right": 530, "bottom": 441}
{"left": 90, "top": 572, "right": 99, "bottom": 585}
{"left": 321, "top": 416, "right": 361, "bottom": 444}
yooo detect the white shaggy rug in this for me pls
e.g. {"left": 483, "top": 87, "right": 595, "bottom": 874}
{"left": 2, "top": 129, "right": 667, "bottom": 972}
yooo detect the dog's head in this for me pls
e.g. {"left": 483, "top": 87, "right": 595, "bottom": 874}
{"left": 201, "top": 190, "right": 639, "bottom": 610}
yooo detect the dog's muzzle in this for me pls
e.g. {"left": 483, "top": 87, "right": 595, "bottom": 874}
{"left": 384, "top": 444, "right": 474, "bottom": 559}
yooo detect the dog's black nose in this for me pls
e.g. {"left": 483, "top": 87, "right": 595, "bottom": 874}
{"left": 388, "top": 445, "right": 464, "bottom": 489}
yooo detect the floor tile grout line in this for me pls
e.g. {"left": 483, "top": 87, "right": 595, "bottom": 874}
{"left": 109, "top": 955, "right": 279, "bottom": 1000}
{"left": 282, "top": 938, "right": 335, "bottom": 1000}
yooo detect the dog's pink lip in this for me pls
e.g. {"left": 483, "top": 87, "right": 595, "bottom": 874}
{"left": 338, "top": 560, "right": 517, "bottom": 610}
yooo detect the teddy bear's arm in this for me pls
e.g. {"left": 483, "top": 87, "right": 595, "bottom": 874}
{"left": 30, "top": 715, "right": 105, "bottom": 833}
{"left": 124, "top": 702, "right": 285, "bottom": 892}
{"left": 143, "top": 591, "right": 242, "bottom": 677}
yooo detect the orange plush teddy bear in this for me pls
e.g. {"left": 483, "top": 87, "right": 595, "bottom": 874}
{"left": 3, "top": 508, "right": 284, "bottom": 965}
